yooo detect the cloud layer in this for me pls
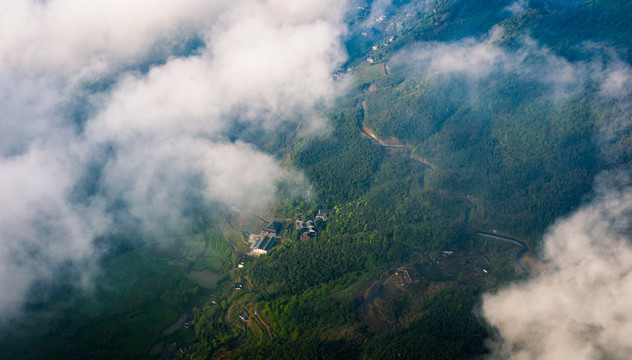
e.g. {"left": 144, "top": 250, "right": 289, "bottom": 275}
{"left": 0, "top": 0, "right": 348, "bottom": 321}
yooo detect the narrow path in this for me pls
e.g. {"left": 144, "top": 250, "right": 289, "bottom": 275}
{"left": 360, "top": 125, "right": 438, "bottom": 169}
{"left": 214, "top": 313, "right": 247, "bottom": 359}
{"left": 162, "top": 314, "right": 188, "bottom": 336}
{"left": 239, "top": 323, "right": 248, "bottom": 341}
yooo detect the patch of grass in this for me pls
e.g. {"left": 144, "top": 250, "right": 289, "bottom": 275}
{"left": 73, "top": 272, "right": 196, "bottom": 358}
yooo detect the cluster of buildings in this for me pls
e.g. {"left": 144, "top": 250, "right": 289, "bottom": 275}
{"left": 295, "top": 210, "right": 329, "bottom": 241}
{"left": 245, "top": 211, "right": 330, "bottom": 254}
{"left": 296, "top": 218, "right": 317, "bottom": 240}
{"left": 249, "top": 222, "right": 283, "bottom": 255}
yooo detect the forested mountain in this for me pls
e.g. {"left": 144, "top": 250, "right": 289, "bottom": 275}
{"left": 5, "top": 1, "right": 631, "bottom": 359}
{"left": 361, "top": 0, "right": 630, "bottom": 237}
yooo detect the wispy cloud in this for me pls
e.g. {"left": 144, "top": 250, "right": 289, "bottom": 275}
{"left": 0, "top": 0, "right": 349, "bottom": 322}
{"left": 391, "top": 27, "right": 632, "bottom": 102}
{"left": 504, "top": 0, "right": 529, "bottom": 15}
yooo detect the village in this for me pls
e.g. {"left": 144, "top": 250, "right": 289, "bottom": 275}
{"left": 212, "top": 208, "right": 333, "bottom": 333}
{"left": 242, "top": 209, "right": 330, "bottom": 255}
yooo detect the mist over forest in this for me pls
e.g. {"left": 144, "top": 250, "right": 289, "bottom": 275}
{"left": 1, "top": 0, "right": 632, "bottom": 359}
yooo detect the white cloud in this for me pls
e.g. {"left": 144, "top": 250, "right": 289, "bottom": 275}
{"left": 0, "top": 71, "right": 66, "bottom": 156}
{"left": 0, "top": 0, "right": 348, "bottom": 321}
{"left": 85, "top": 3, "right": 346, "bottom": 145}
{"left": 600, "top": 63, "right": 632, "bottom": 99}
{"left": 100, "top": 139, "right": 292, "bottom": 234}
{"left": 504, "top": 0, "right": 529, "bottom": 15}
{"left": 0, "top": 0, "right": 227, "bottom": 79}
{"left": 364, "top": 0, "right": 392, "bottom": 24}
